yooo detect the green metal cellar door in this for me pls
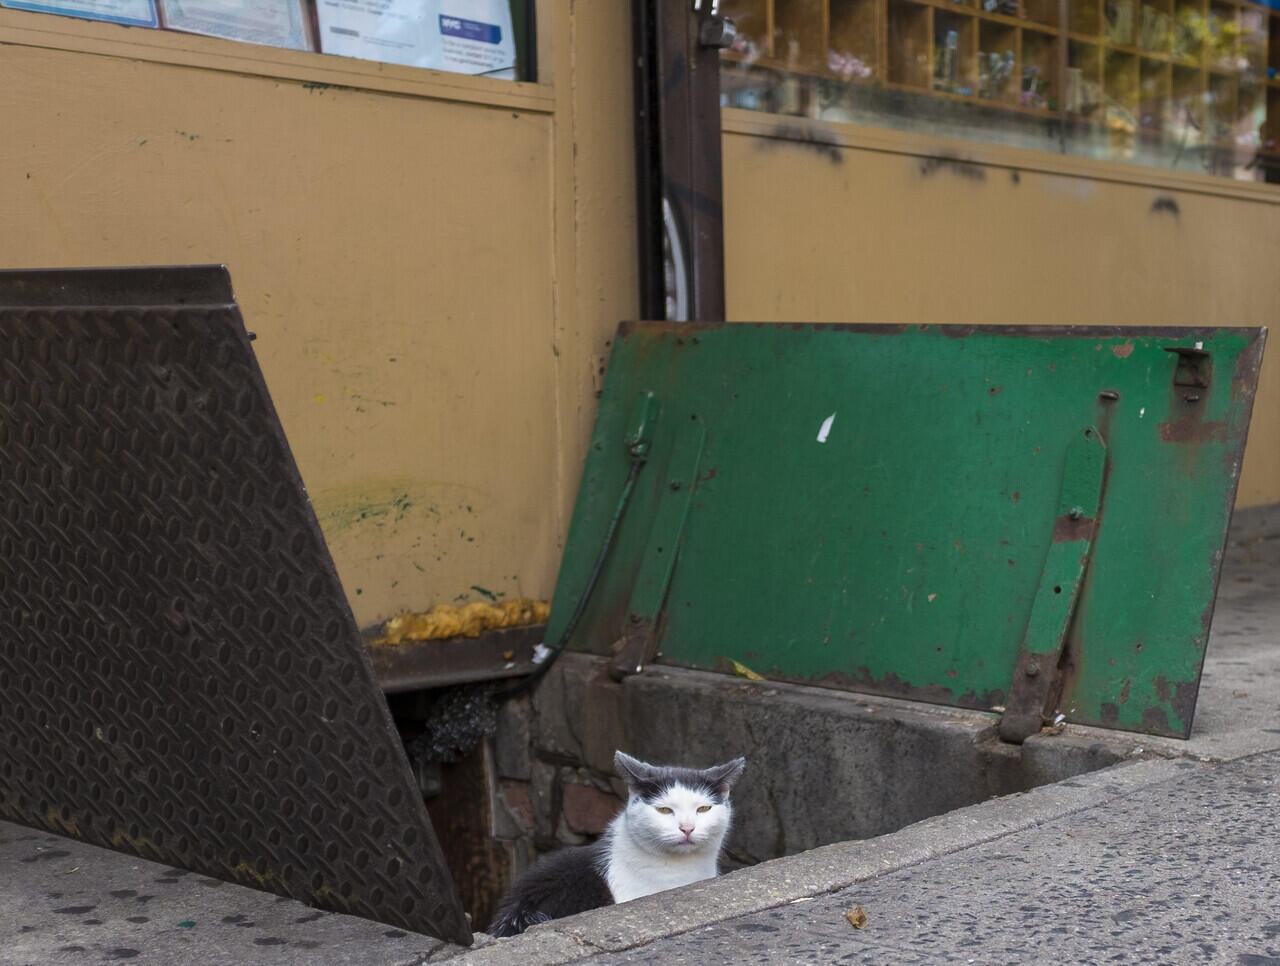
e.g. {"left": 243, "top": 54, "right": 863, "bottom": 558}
{"left": 547, "top": 322, "right": 1266, "bottom": 741}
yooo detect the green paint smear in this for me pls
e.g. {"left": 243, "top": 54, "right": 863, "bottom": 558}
{"left": 315, "top": 491, "right": 416, "bottom": 533}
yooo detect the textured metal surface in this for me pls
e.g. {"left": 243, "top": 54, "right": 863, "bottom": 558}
{"left": 549, "top": 322, "right": 1266, "bottom": 739}
{"left": 0, "top": 267, "right": 470, "bottom": 944}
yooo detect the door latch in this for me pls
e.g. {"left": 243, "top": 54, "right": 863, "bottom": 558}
{"left": 693, "top": 0, "right": 737, "bottom": 48}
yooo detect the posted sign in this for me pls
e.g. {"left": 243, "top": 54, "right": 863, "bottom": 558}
{"left": 159, "top": 0, "right": 312, "bottom": 50}
{"left": 0, "top": 0, "right": 157, "bottom": 27}
{"left": 317, "top": 0, "right": 515, "bottom": 76}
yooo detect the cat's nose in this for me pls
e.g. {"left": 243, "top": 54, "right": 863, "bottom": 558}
{"left": 679, "top": 823, "right": 694, "bottom": 835}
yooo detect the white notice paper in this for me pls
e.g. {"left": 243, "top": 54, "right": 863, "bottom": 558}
{"left": 317, "top": 0, "right": 516, "bottom": 76}
{"left": 0, "top": 0, "right": 157, "bottom": 27}
{"left": 159, "top": 0, "right": 311, "bottom": 51}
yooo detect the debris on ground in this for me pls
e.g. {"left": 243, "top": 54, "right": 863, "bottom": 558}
{"left": 726, "top": 658, "right": 764, "bottom": 680}
{"left": 403, "top": 684, "right": 499, "bottom": 764}
{"left": 845, "top": 905, "right": 869, "bottom": 929}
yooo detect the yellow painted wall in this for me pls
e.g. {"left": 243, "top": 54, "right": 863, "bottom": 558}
{"left": 721, "top": 111, "right": 1280, "bottom": 506}
{"left": 0, "top": 2, "right": 637, "bottom": 627}
{"left": 0, "top": 1, "right": 1274, "bottom": 636}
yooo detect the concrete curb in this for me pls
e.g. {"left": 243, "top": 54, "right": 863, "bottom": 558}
{"left": 451, "top": 754, "right": 1207, "bottom": 963}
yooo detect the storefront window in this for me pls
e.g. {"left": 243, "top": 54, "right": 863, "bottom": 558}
{"left": 0, "top": 0, "right": 536, "bottom": 81}
{"left": 720, "top": 0, "right": 1278, "bottom": 181}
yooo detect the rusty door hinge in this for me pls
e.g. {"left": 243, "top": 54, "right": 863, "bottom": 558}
{"left": 610, "top": 417, "right": 706, "bottom": 680}
{"left": 1000, "top": 426, "right": 1107, "bottom": 743}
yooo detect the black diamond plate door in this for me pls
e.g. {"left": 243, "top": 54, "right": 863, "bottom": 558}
{"left": 0, "top": 266, "right": 471, "bottom": 945}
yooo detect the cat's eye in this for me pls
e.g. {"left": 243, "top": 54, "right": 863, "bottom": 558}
{"left": 696, "top": 805, "right": 711, "bottom": 813}
{"left": 656, "top": 806, "right": 673, "bottom": 814}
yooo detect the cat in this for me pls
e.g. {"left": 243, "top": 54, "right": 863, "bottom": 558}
{"left": 486, "top": 750, "right": 746, "bottom": 937}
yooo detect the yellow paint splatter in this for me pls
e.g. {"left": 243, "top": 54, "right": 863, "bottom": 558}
{"left": 232, "top": 862, "right": 278, "bottom": 887}
{"left": 45, "top": 807, "right": 80, "bottom": 838}
{"left": 373, "top": 598, "right": 550, "bottom": 645}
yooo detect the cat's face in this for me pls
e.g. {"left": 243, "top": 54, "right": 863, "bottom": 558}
{"left": 626, "top": 780, "right": 731, "bottom": 853}
{"left": 614, "top": 752, "right": 746, "bottom": 855}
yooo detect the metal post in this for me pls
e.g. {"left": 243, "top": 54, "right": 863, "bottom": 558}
{"left": 633, "top": 0, "right": 731, "bottom": 322}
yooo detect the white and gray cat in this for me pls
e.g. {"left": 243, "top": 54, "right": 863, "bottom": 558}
{"left": 487, "top": 750, "right": 746, "bottom": 937}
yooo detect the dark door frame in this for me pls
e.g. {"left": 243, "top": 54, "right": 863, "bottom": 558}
{"left": 633, "top": 0, "right": 731, "bottom": 322}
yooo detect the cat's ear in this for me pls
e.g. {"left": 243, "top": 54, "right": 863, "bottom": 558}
{"left": 705, "top": 757, "right": 746, "bottom": 797}
{"left": 613, "top": 750, "right": 657, "bottom": 786}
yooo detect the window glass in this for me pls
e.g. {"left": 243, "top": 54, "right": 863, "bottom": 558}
{"left": 0, "top": 0, "right": 536, "bottom": 82}
{"left": 721, "top": 0, "right": 1278, "bottom": 182}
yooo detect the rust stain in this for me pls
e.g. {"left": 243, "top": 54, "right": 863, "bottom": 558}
{"left": 1231, "top": 332, "right": 1267, "bottom": 398}
{"left": 1157, "top": 420, "right": 1227, "bottom": 444}
{"left": 810, "top": 666, "right": 971, "bottom": 708}
{"left": 1172, "top": 679, "right": 1199, "bottom": 731}
{"left": 1118, "top": 679, "right": 1131, "bottom": 704}
{"left": 619, "top": 320, "right": 722, "bottom": 339}
{"left": 1141, "top": 707, "right": 1171, "bottom": 733}
{"left": 959, "top": 685, "right": 1007, "bottom": 709}
{"left": 1052, "top": 515, "right": 1095, "bottom": 542}
{"left": 1152, "top": 674, "right": 1171, "bottom": 702}
{"left": 1112, "top": 343, "right": 1134, "bottom": 358}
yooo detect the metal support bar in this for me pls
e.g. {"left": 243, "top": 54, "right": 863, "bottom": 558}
{"left": 632, "top": 0, "right": 727, "bottom": 321}
{"left": 610, "top": 418, "right": 706, "bottom": 679}
{"left": 1000, "top": 426, "right": 1108, "bottom": 743}
{"left": 369, "top": 625, "right": 543, "bottom": 694}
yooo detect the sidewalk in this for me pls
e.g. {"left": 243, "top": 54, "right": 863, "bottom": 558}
{"left": 478, "top": 751, "right": 1279, "bottom": 965}
{"left": 4, "top": 509, "right": 1278, "bottom": 965}
{"left": 0, "top": 831, "right": 447, "bottom": 966}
